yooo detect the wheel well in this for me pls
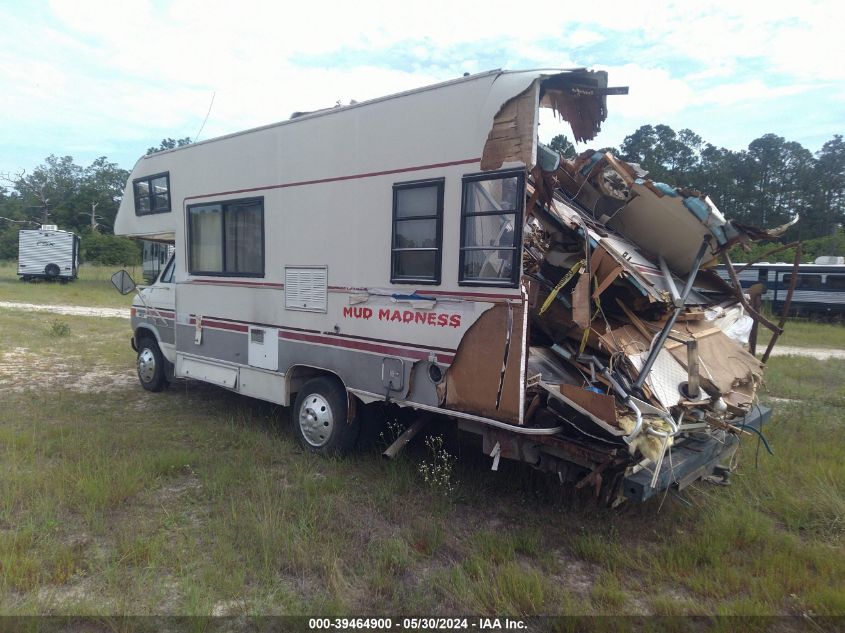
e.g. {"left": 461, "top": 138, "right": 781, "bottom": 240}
{"left": 135, "top": 326, "right": 158, "bottom": 344}
{"left": 285, "top": 365, "right": 345, "bottom": 407}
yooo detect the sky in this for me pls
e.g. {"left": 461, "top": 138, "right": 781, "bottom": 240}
{"left": 0, "top": 0, "right": 842, "bottom": 177}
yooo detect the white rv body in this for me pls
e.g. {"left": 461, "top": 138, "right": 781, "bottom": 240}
{"left": 111, "top": 68, "right": 779, "bottom": 503}
{"left": 115, "top": 69, "right": 612, "bottom": 423}
{"left": 17, "top": 227, "right": 80, "bottom": 281}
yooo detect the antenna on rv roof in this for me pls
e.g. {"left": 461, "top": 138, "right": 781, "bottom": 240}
{"left": 194, "top": 91, "right": 216, "bottom": 142}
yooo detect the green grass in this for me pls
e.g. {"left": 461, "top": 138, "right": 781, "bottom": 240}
{"left": 0, "top": 261, "right": 137, "bottom": 309}
{"left": 756, "top": 317, "right": 845, "bottom": 350}
{"left": 0, "top": 306, "right": 842, "bottom": 620}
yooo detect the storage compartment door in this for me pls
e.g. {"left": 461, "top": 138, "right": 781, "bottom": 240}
{"left": 248, "top": 326, "right": 279, "bottom": 371}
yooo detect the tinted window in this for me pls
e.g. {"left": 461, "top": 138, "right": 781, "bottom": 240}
{"left": 160, "top": 255, "right": 175, "bottom": 283}
{"left": 826, "top": 275, "right": 845, "bottom": 289}
{"left": 783, "top": 274, "right": 822, "bottom": 289}
{"left": 133, "top": 173, "right": 171, "bottom": 216}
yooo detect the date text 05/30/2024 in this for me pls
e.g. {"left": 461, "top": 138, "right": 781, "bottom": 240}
{"left": 308, "top": 618, "right": 527, "bottom": 630}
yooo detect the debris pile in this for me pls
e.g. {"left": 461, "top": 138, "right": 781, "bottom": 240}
{"left": 520, "top": 148, "right": 798, "bottom": 500}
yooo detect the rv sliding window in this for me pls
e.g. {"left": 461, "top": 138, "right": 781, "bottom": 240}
{"left": 459, "top": 170, "right": 524, "bottom": 287}
{"left": 133, "top": 172, "right": 171, "bottom": 216}
{"left": 391, "top": 178, "right": 444, "bottom": 285}
{"left": 187, "top": 197, "right": 264, "bottom": 277}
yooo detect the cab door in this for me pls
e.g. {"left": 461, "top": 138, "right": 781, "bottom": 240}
{"left": 137, "top": 253, "right": 176, "bottom": 361}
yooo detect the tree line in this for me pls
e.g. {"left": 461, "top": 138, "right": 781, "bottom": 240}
{"left": 0, "top": 139, "right": 187, "bottom": 264}
{"left": 550, "top": 126, "right": 845, "bottom": 248}
{"left": 0, "top": 129, "right": 843, "bottom": 264}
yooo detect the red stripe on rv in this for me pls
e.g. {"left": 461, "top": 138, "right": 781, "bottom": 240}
{"left": 188, "top": 317, "right": 249, "bottom": 333}
{"left": 187, "top": 316, "right": 453, "bottom": 362}
{"left": 183, "top": 157, "right": 481, "bottom": 202}
{"left": 279, "top": 330, "right": 454, "bottom": 363}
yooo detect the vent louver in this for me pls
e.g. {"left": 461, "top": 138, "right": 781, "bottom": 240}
{"left": 284, "top": 266, "right": 328, "bottom": 312}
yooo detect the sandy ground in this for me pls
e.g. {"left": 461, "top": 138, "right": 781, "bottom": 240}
{"left": 0, "top": 346, "right": 137, "bottom": 393}
{"left": 0, "top": 301, "right": 129, "bottom": 319}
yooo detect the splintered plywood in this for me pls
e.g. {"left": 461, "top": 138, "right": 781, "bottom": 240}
{"left": 481, "top": 83, "right": 538, "bottom": 171}
{"left": 559, "top": 384, "right": 618, "bottom": 424}
{"left": 444, "top": 303, "right": 524, "bottom": 422}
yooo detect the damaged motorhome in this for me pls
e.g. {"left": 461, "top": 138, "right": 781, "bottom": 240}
{"left": 112, "top": 68, "right": 793, "bottom": 504}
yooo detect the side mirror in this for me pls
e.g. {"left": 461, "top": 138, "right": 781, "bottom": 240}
{"left": 111, "top": 270, "right": 137, "bottom": 295}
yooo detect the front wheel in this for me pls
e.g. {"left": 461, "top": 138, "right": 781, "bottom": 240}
{"left": 137, "top": 337, "right": 169, "bottom": 392}
{"left": 293, "top": 376, "right": 359, "bottom": 455}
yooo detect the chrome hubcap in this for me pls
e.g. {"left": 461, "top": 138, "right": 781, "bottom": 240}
{"left": 138, "top": 348, "right": 156, "bottom": 383}
{"left": 299, "top": 393, "right": 333, "bottom": 447}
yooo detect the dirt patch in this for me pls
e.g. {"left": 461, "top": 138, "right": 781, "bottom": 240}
{"left": 36, "top": 575, "right": 103, "bottom": 611}
{"left": 75, "top": 367, "right": 137, "bottom": 393}
{"left": 0, "top": 301, "right": 129, "bottom": 319}
{"left": 212, "top": 598, "right": 248, "bottom": 616}
{"left": 0, "top": 347, "right": 136, "bottom": 393}
{"left": 556, "top": 556, "right": 599, "bottom": 597}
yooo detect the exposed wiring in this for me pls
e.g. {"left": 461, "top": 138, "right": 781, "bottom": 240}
{"left": 731, "top": 420, "right": 774, "bottom": 457}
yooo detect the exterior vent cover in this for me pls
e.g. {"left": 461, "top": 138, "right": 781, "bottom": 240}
{"left": 285, "top": 266, "right": 328, "bottom": 312}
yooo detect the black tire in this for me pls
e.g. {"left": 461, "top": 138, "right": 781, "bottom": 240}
{"left": 44, "top": 263, "right": 60, "bottom": 279}
{"left": 136, "top": 337, "right": 169, "bottom": 392}
{"left": 293, "top": 376, "right": 359, "bottom": 455}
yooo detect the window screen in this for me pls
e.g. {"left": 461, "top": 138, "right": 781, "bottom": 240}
{"left": 188, "top": 197, "right": 264, "bottom": 276}
{"left": 459, "top": 171, "right": 523, "bottom": 286}
{"left": 391, "top": 179, "right": 443, "bottom": 284}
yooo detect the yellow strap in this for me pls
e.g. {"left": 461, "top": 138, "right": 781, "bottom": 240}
{"left": 579, "top": 326, "right": 591, "bottom": 354}
{"left": 539, "top": 259, "right": 584, "bottom": 315}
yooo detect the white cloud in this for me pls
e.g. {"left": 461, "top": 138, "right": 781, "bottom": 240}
{"left": 0, "top": 0, "right": 840, "bottom": 174}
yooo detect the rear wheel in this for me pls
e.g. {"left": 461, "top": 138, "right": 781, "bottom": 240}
{"left": 137, "top": 337, "right": 169, "bottom": 392}
{"left": 293, "top": 376, "right": 359, "bottom": 455}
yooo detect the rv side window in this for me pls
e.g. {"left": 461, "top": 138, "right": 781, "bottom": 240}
{"left": 133, "top": 172, "right": 171, "bottom": 215}
{"left": 391, "top": 179, "right": 444, "bottom": 284}
{"left": 459, "top": 170, "right": 524, "bottom": 287}
{"left": 187, "top": 197, "right": 264, "bottom": 277}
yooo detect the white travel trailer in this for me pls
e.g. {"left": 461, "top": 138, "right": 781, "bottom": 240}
{"left": 113, "top": 68, "right": 771, "bottom": 503}
{"left": 18, "top": 225, "right": 80, "bottom": 282}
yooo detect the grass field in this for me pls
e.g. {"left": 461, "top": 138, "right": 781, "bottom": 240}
{"left": 756, "top": 318, "right": 845, "bottom": 350}
{"left": 0, "top": 306, "right": 843, "bottom": 623}
{"left": 0, "top": 262, "right": 138, "bottom": 309}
